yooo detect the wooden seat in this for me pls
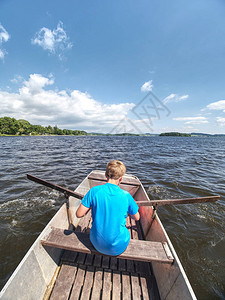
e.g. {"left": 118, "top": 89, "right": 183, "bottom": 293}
{"left": 88, "top": 172, "right": 141, "bottom": 186}
{"left": 41, "top": 227, "right": 174, "bottom": 264}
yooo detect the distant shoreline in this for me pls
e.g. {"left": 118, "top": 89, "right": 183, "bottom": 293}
{"left": 1, "top": 133, "right": 225, "bottom": 137}
{"left": 0, "top": 117, "right": 224, "bottom": 137}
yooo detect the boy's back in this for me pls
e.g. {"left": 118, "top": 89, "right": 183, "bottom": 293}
{"left": 82, "top": 182, "right": 138, "bottom": 255}
{"left": 76, "top": 160, "right": 140, "bottom": 256}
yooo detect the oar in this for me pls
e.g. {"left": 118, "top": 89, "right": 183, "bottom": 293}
{"left": 27, "top": 174, "right": 84, "bottom": 199}
{"left": 27, "top": 174, "right": 220, "bottom": 206}
{"left": 136, "top": 196, "right": 220, "bottom": 206}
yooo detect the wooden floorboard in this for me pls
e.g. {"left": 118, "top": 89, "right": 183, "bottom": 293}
{"left": 69, "top": 265, "right": 86, "bottom": 299}
{"left": 131, "top": 272, "right": 142, "bottom": 299}
{"left": 61, "top": 250, "right": 78, "bottom": 263}
{"left": 49, "top": 213, "right": 161, "bottom": 300}
{"left": 112, "top": 270, "right": 121, "bottom": 300}
{"left": 85, "top": 253, "right": 94, "bottom": 266}
{"left": 91, "top": 268, "right": 103, "bottom": 300}
{"left": 102, "top": 256, "right": 110, "bottom": 269}
{"left": 93, "top": 254, "right": 102, "bottom": 267}
{"left": 127, "top": 259, "right": 135, "bottom": 273}
{"left": 49, "top": 263, "right": 77, "bottom": 300}
{"left": 80, "top": 266, "right": 94, "bottom": 300}
{"left": 76, "top": 252, "right": 86, "bottom": 265}
{"left": 122, "top": 272, "right": 132, "bottom": 300}
{"left": 110, "top": 257, "right": 118, "bottom": 270}
{"left": 140, "top": 275, "right": 150, "bottom": 300}
{"left": 102, "top": 269, "right": 112, "bottom": 300}
{"left": 118, "top": 258, "right": 126, "bottom": 271}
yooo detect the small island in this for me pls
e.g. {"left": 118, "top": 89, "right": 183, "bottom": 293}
{"left": 159, "top": 132, "right": 191, "bottom": 137}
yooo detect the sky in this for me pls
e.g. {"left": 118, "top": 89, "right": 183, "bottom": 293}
{"left": 0, "top": 0, "right": 225, "bottom": 134}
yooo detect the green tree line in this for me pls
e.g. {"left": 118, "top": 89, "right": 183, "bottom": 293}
{"left": 0, "top": 117, "right": 87, "bottom": 136}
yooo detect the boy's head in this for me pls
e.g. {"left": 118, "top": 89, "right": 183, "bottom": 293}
{"left": 106, "top": 160, "right": 126, "bottom": 180}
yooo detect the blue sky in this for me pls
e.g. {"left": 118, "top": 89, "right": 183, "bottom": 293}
{"left": 0, "top": 0, "right": 225, "bottom": 134}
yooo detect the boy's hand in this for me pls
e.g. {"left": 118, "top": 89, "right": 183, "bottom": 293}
{"left": 129, "top": 211, "right": 140, "bottom": 221}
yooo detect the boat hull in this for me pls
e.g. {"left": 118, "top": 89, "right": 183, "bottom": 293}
{"left": 0, "top": 171, "right": 196, "bottom": 299}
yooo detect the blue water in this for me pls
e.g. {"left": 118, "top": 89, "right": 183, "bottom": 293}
{"left": 0, "top": 136, "right": 224, "bottom": 299}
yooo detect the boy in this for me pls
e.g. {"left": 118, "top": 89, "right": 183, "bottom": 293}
{"left": 76, "top": 160, "right": 140, "bottom": 256}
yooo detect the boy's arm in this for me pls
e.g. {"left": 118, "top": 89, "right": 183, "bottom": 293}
{"left": 76, "top": 203, "right": 90, "bottom": 218}
{"left": 129, "top": 211, "right": 140, "bottom": 221}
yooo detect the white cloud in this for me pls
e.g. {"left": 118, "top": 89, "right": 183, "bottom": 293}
{"left": 179, "top": 95, "right": 189, "bottom": 100}
{"left": 0, "top": 24, "right": 10, "bottom": 60}
{"left": 141, "top": 80, "right": 153, "bottom": 92}
{"left": 206, "top": 100, "right": 225, "bottom": 112}
{"left": 163, "top": 93, "right": 189, "bottom": 104}
{"left": 10, "top": 75, "right": 24, "bottom": 84}
{"left": 20, "top": 73, "right": 54, "bottom": 95}
{"left": 31, "top": 21, "right": 72, "bottom": 60}
{"left": 0, "top": 74, "right": 135, "bottom": 132}
{"left": 163, "top": 93, "right": 176, "bottom": 103}
{"left": 173, "top": 116, "right": 208, "bottom": 124}
{"left": 216, "top": 117, "right": 225, "bottom": 126}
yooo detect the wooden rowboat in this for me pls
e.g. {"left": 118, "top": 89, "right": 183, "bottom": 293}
{"left": 0, "top": 170, "right": 197, "bottom": 299}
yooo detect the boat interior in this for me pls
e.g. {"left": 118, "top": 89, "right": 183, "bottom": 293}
{"left": 1, "top": 171, "right": 196, "bottom": 300}
{"left": 46, "top": 171, "right": 161, "bottom": 299}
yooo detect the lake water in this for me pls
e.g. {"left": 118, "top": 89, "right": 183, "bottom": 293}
{"left": 0, "top": 136, "right": 224, "bottom": 299}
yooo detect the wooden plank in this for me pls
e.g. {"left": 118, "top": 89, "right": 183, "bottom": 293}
{"left": 85, "top": 253, "right": 94, "bottom": 266}
{"left": 88, "top": 173, "right": 140, "bottom": 186}
{"left": 76, "top": 252, "right": 86, "bottom": 265}
{"left": 127, "top": 259, "right": 135, "bottom": 273}
{"left": 50, "top": 206, "right": 159, "bottom": 300}
{"left": 70, "top": 265, "right": 86, "bottom": 299}
{"left": 130, "top": 218, "right": 139, "bottom": 239}
{"left": 126, "top": 216, "right": 135, "bottom": 273}
{"left": 110, "top": 257, "right": 118, "bottom": 270}
{"left": 112, "top": 270, "right": 121, "bottom": 300}
{"left": 139, "top": 276, "right": 150, "bottom": 300}
{"left": 93, "top": 254, "right": 102, "bottom": 267}
{"left": 74, "top": 212, "right": 90, "bottom": 265}
{"left": 135, "top": 218, "right": 145, "bottom": 240}
{"left": 141, "top": 274, "right": 160, "bottom": 300}
{"left": 91, "top": 268, "right": 103, "bottom": 300}
{"left": 132, "top": 216, "right": 160, "bottom": 300}
{"left": 130, "top": 218, "right": 152, "bottom": 277}
{"left": 41, "top": 228, "right": 174, "bottom": 263}
{"left": 118, "top": 258, "right": 126, "bottom": 271}
{"left": 163, "top": 242, "right": 174, "bottom": 260}
{"left": 61, "top": 250, "right": 78, "bottom": 263}
{"left": 122, "top": 272, "right": 131, "bottom": 300}
{"left": 102, "top": 269, "right": 112, "bottom": 300}
{"left": 129, "top": 217, "right": 159, "bottom": 300}
{"left": 135, "top": 261, "right": 151, "bottom": 276}
{"left": 80, "top": 266, "right": 94, "bottom": 300}
{"left": 49, "top": 263, "right": 76, "bottom": 300}
{"left": 102, "top": 256, "right": 110, "bottom": 269}
{"left": 131, "top": 273, "right": 142, "bottom": 299}
{"left": 136, "top": 195, "right": 220, "bottom": 206}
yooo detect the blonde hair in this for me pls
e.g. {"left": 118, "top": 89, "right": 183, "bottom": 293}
{"left": 106, "top": 160, "right": 126, "bottom": 179}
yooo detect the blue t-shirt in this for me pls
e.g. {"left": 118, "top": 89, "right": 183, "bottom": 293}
{"left": 81, "top": 183, "right": 139, "bottom": 256}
